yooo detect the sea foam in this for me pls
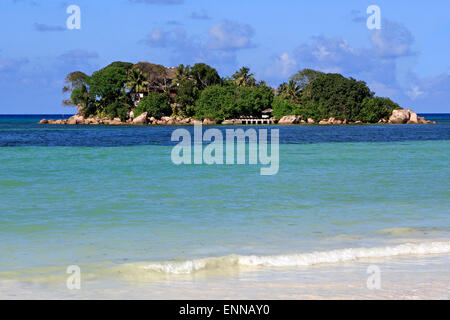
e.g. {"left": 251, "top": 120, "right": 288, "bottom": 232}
{"left": 140, "top": 241, "right": 450, "bottom": 274}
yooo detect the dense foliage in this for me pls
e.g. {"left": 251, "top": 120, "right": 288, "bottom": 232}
{"left": 62, "top": 62, "right": 403, "bottom": 123}
{"left": 195, "top": 85, "right": 237, "bottom": 121}
{"left": 190, "top": 63, "right": 221, "bottom": 90}
{"left": 359, "top": 97, "right": 400, "bottom": 123}
{"left": 290, "top": 69, "right": 324, "bottom": 90}
{"left": 194, "top": 84, "right": 274, "bottom": 121}
{"left": 134, "top": 92, "right": 171, "bottom": 119}
{"left": 173, "top": 78, "right": 199, "bottom": 117}
{"left": 236, "top": 85, "right": 274, "bottom": 116}
{"left": 299, "top": 73, "right": 374, "bottom": 121}
{"left": 272, "top": 96, "right": 299, "bottom": 120}
{"left": 62, "top": 71, "right": 90, "bottom": 108}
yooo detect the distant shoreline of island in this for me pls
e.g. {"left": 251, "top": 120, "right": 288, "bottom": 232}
{"left": 37, "top": 61, "right": 436, "bottom": 126}
{"left": 2, "top": 113, "right": 448, "bottom": 117}
{"left": 38, "top": 110, "right": 436, "bottom": 126}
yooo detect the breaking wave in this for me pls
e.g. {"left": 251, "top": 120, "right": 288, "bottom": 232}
{"left": 139, "top": 241, "right": 450, "bottom": 275}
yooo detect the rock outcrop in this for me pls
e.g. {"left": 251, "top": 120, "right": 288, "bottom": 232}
{"left": 389, "top": 109, "right": 435, "bottom": 124}
{"left": 221, "top": 119, "right": 235, "bottom": 125}
{"left": 409, "top": 112, "right": 419, "bottom": 124}
{"left": 67, "top": 115, "right": 84, "bottom": 125}
{"left": 317, "top": 117, "right": 346, "bottom": 125}
{"left": 389, "top": 109, "right": 413, "bottom": 124}
{"left": 278, "top": 115, "right": 302, "bottom": 124}
{"left": 84, "top": 118, "right": 101, "bottom": 125}
{"left": 177, "top": 118, "right": 192, "bottom": 124}
{"left": 203, "top": 118, "right": 217, "bottom": 125}
{"left": 132, "top": 112, "right": 148, "bottom": 125}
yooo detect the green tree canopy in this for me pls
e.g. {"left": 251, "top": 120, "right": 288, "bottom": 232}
{"left": 272, "top": 96, "right": 300, "bottom": 120}
{"left": 277, "top": 80, "right": 301, "bottom": 104}
{"left": 290, "top": 69, "right": 324, "bottom": 90}
{"left": 106, "top": 61, "right": 134, "bottom": 70}
{"left": 70, "top": 86, "right": 92, "bottom": 114}
{"left": 195, "top": 84, "right": 274, "bottom": 121}
{"left": 232, "top": 67, "right": 256, "bottom": 87}
{"left": 61, "top": 62, "right": 404, "bottom": 123}
{"left": 88, "top": 61, "right": 132, "bottom": 105}
{"left": 62, "top": 71, "right": 88, "bottom": 93}
{"left": 195, "top": 85, "right": 237, "bottom": 121}
{"left": 105, "top": 100, "right": 129, "bottom": 121}
{"left": 190, "top": 63, "right": 221, "bottom": 90}
{"left": 172, "top": 64, "right": 193, "bottom": 86}
{"left": 134, "top": 92, "right": 171, "bottom": 119}
{"left": 62, "top": 71, "right": 90, "bottom": 114}
{"left": 359, "top": 97, "right": 400, "bottom": 123}
{"left": 126, "top": 68, "right": 149, "bottom": 94}
{"left": 134, "top": 62, "right": 173, "bottom": 89}
{"left": 174, "top": 78, "right": 199, "bottom": 116}
{"left": 235, "top": 85, "right": 274, "bottom": 116}
{"left": 300, "top": 73, "right": 374, "bottom": 121}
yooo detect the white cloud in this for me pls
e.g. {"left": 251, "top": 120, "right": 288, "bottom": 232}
{"left": 143, "top": 28, "right": 171, "bottom": 47}
{"left": 266, "top": 52, "right": 297, "bottom": 80}
{"left": 0, "top": 55, "right": 28, "bottom": 75}
{"left": 370, "top": 20, "right": 415, "bottom": 58}
{"left": 406, "top": 85, "right": 424, "bottom": 100}
{"left": 207, "top": 20, "right": 255, "bottom": 51}
{"left": 292, "top": 36, "right": 374, "bottom": 76}
{"left": 142, "top": 21, "right": 256, "bottom": 75}
{"left": 264, "top": 17, "right": 449, "bottom": 112}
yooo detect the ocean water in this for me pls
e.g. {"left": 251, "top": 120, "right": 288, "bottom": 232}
{"left": 0, "top": 114, "right": 449, "bottom": 298}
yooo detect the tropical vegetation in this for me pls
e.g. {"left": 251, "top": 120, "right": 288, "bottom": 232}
{"left": 62, "top": 61, "right": 402, "bottom": 123}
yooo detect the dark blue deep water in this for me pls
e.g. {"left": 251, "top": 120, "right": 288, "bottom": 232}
{"left": 0, "top": 114, "right": 449, "bottom": 147}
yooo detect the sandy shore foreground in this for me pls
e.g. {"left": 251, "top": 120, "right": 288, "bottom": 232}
{"left": 1, "top": 254, "right": 448, "bottom": 300}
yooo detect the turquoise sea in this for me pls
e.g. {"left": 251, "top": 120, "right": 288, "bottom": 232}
{"left": 0, "top": 114, "right": 449, "bottom": 298}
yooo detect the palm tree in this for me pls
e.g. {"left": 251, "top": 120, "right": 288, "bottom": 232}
{"left": 126, "top": 68, "right": 149, "bottom": 104}
{"left": 172, "top": 64, "right": 193, "bottom": 86}
{"left": 232, "top": 67, "right": 256, "bottom": 87}
{"left": 278, "top": 80, "right": 301, "bottom": 103}
{"left": 257, "top": 80, "right": 267, "bottom": 87}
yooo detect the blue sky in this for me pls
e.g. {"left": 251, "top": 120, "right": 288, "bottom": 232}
{"left": 0, "top": 0, "right": 449, "bottom": 113}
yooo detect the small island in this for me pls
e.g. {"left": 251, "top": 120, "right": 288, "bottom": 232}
{"left": 40, "top": 61, "right": 435, "bottom": 126}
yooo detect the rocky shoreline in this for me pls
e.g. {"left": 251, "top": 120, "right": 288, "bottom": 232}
{"left": 277, "top": 109, "right": 436, "bottom": 125}
{"left": 39, "top": 108, "right": 435, "bottom": 126}
{"left": 39, "top": 113, "right": 211, "bottom": 126}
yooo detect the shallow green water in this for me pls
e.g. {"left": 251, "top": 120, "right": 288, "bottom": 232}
{"left": 1, "top": 140, "right": 449, "bottom": 276}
